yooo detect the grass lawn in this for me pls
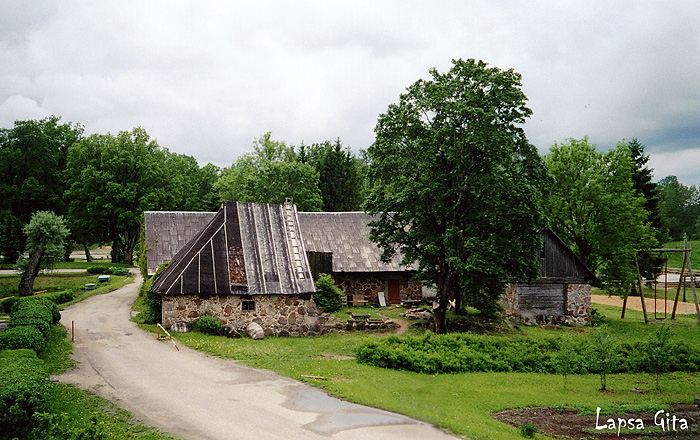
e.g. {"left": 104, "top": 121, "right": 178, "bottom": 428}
{"left": 0, "top": 273, "right": 131, "bottom": 301}
{"left": 141, "top": 304, "right": 700, "bottom": 440}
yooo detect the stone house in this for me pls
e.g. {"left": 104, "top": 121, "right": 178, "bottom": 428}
{"left": 502, "top": 230, "right": 594, "bottom": 325}
{"left": 297, "top": 212, "right": 423, "bottom": 305}
{"left": 151, "top": 201, "right": 338, "bottom": 336}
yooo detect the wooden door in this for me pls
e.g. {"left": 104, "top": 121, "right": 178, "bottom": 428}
{"left": 387, "top": 280, "right": 401, "bottom": 304}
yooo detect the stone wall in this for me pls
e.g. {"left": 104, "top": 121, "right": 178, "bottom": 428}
{"left": 162, "top": 294, "right": 343, "bottom": 337}
{"left": 333, "top": 273, "right": 422, "bottom": 305}
{"left": 565, "top": 283, "right": 592, "bottom": 326}
{"left": 501, "top": 282, "right": 591, "bottom": 326}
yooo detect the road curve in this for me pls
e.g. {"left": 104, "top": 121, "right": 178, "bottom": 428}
{"left": 57, "top": 274, "right": 457, "bottom": 440}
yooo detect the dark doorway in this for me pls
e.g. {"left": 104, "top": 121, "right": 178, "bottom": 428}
{"left": 388, "top": 280, "right": 401, "bottom": 304}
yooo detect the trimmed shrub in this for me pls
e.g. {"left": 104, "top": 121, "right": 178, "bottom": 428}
{"left": 87, "top": 266, "right": 111, "bottom": 274}
{"left": 0, "top": 349, "right": 51, "bottom": 440}
{"left": 314, "top": 273, "right": 343, "bottom": 313}
{"left": 355, "top": 331, "right": 700, "bottom": 375}
{"left": 12, "top": 296, "right": 61, "bottom": 324}
{"left": 196, "top": 313, "right": 222, "bottom": 335}
{"left": 0, "top": 326, "right": 46, "bottom": 353}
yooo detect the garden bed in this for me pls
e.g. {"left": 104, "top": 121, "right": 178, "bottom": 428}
{"left": 494, "top": 404, "right": 700, "bottom": 439}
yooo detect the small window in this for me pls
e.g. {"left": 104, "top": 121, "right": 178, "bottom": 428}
{"left": 242, "top": 300, "right": 255, "bottom": 311}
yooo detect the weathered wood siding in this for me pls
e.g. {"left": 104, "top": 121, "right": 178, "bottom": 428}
{"left": 517, "top": 284, "right": 565, "bottom": 315}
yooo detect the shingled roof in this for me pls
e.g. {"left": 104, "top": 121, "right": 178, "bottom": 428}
{"left": 297, "top": 212, "right": 415, "bottom": 272}
{"left": 152, "top": 201, "right": 316, "bottom": 295}
{"left": 144, "top": 211, "right": 216, "bottom": 275}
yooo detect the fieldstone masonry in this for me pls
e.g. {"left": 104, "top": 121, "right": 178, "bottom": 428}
{"left": 502, "top": 283, "right": 591, "bottom": 326}
{"left": 162, "top": 294, "right": 344, "bottom": 337}
{"left": 333, "top": 274, "right": 422, "bottom": 305}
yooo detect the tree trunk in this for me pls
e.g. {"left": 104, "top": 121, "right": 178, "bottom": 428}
{"left": 433, "top": 270, "right": 452, "bottom": 334}
{"left": 83, "top": 243, "right": 93, "bottom": 263}
{"left": 18, "top": 246, "right": 44, "bottom": 297}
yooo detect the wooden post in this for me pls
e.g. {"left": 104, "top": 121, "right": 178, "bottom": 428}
{"left": 635, "top": 255, "right": 649, "bottom": 324}
{"left": 687, "top": 257, "right": 700, "bottom": 326}
{"left": 671, "top": 251, "right": 688, "bottom": 320}
{"left": 621, "top": 292, "right": 628, "bottom": 319}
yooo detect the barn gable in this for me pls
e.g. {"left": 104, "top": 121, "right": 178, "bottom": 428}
{"left": 152, "top": 201, "right": 315, "bottom": 296}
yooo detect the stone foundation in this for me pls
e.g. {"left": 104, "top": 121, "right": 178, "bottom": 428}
{"left": 162, "top": 294, "right": 343, "bottom": 337}
{"left": 501, "top": 282, "right": 592, "bottom": 326}
{"left": 333, "top": 273, "right": 422, "bottom": 305}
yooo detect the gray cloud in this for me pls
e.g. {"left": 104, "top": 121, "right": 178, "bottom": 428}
{"left": 1, "top": 0, "right": 699, "bottom": 183}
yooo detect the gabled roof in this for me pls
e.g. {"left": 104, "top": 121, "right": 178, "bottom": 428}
{"left": 152, "top": 201, "right": 316, "bottom": 295}
{"left": 538, "top": 229, "right": 596, "bottom": 283}
{"left": 297, "top": 212, "right": 415, "bottom": 272}
{"left": 144, "top": 211, "right": 216, "bottom": 275}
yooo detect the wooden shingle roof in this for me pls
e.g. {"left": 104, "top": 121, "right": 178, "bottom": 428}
{"left": 144, "top": 211, "right": 216, "bottom": 275}
{"left": 297, "top": 212, "right": 415, "bottom": 273}
{"left": 152, "top": 201, "right": 316, "bottom": 295}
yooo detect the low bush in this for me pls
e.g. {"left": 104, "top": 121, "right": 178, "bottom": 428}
{"left": 196, "top": 313, "right": 222, "bottom": 335}
{"left": 87, "top": 266, "right": 131, "bottom": 276}
{"left": 0, "top": 349, "right": 51, "bottom": 440}
{"left": 314, "top": 273, "right": 343, "bottom": 313}
{"left": 355, "top": 330, "right": 700, "bottom": 375}
{"left": 86, "top": 266, "right": 111, "bottom": 274}
{"left": 0, "top": 326, "right": 47, "bottom": 353}
{"left": 0, "top": 290, "right": 75, "bottom": 314}
{"left": 136, "top": 263, "right": 168, "bottom": 324}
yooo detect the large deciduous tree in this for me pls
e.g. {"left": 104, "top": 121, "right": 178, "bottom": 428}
{"left": 0, "top": 116, "right": 82, "bottom": 261}
{"left": 17, "top": 211, "right": 70, "bottom": 296}
{"left": 543, "top": 137, "right": 655, "bottom": 293}
{"left": 365, "top": 58, "right": 546, "bottom": 334}
{"left": 657, "top": 175, "right": 700, "bottom": 241}
{"left": 215, "top": 132, "right": 323, "bottom": 211}
{"left": 65, "top": 128, "right": 173, "bottom": 265}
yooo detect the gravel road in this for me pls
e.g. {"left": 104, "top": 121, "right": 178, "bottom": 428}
{"left": 56, "top": 274, "right": 457, "bottom": 440}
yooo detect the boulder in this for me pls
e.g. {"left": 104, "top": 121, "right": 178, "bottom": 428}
{"left": 246, "top": 322, "right": 265, "bottom": 340}
{"left": 170, "top": 321, "right": 192, "bottom": 333}
{"left": 222, "top": 324, "right": 241, "bottom": 338}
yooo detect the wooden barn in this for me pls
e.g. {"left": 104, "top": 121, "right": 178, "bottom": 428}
{"left": 297, "top": 212, "right": 423, "bottom": 306}
{"left": 151, "top": 201, "right": 338, "bottom": 336}
{"left": 502, "top": 230, "right": 594, "bottom": 325}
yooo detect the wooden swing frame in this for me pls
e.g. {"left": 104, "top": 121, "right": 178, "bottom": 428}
{"left": 627, "top": 249, "right": 700, "bottom": 325}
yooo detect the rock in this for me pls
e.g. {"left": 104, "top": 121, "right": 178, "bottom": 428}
{"left": 401, "top": 308, "right": 433, "bottom": 321}
{"left": 222, "top": 324, "right": 241, "bottom": 338}
{"left": 247, "top": 322, "right": 265, "bottom": 340}
{"left": 170, "top": 321, "right": 192, "bottom": 333}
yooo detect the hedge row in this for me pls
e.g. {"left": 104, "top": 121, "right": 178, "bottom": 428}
{"left": 1, "top": 290, "right": 73, "bottom": 314}
{"left": 87, "top": 266, "right": 130, "bottom": 276}
{"left": 355, "top": 332, "right": 700, "bottom": 375}
{"left": 0, "top": 296, "right": 61, "bottom": 354}
{"left": 0, "top": 349, "right": 51, "bottom": 440}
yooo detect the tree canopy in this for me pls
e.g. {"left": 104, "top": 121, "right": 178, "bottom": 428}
{"left": 0, "top": 116, "right": 83, "bottom": 260}
{"left": 542, "top": 137, "right": 655, "bottom": 293}
{"left": 365, "top": 58, "right": 546, "bottom": 333}
{"left": 657, "top": 175, "right": 700, "bottom": 241}
{"left": 215, "top": 132, "right": 323, "bottom": 211}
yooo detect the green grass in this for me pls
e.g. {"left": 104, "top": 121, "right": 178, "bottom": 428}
{"left": 141, "top": 304, "right": 700, "bottom": 440}
{"left": 0, "top": 260, "right": 128, "bottom": 270}
{"left": 0, "top": 274, "right": 132, "bottom": 302}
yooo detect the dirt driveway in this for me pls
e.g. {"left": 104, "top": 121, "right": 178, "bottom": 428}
{"left": 57, "top": 274, "right": 457, "bottom": 440}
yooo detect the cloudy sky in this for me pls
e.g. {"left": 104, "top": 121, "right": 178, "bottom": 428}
{"left": 2, "top": 1, "right": 699, "bottom": 184}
